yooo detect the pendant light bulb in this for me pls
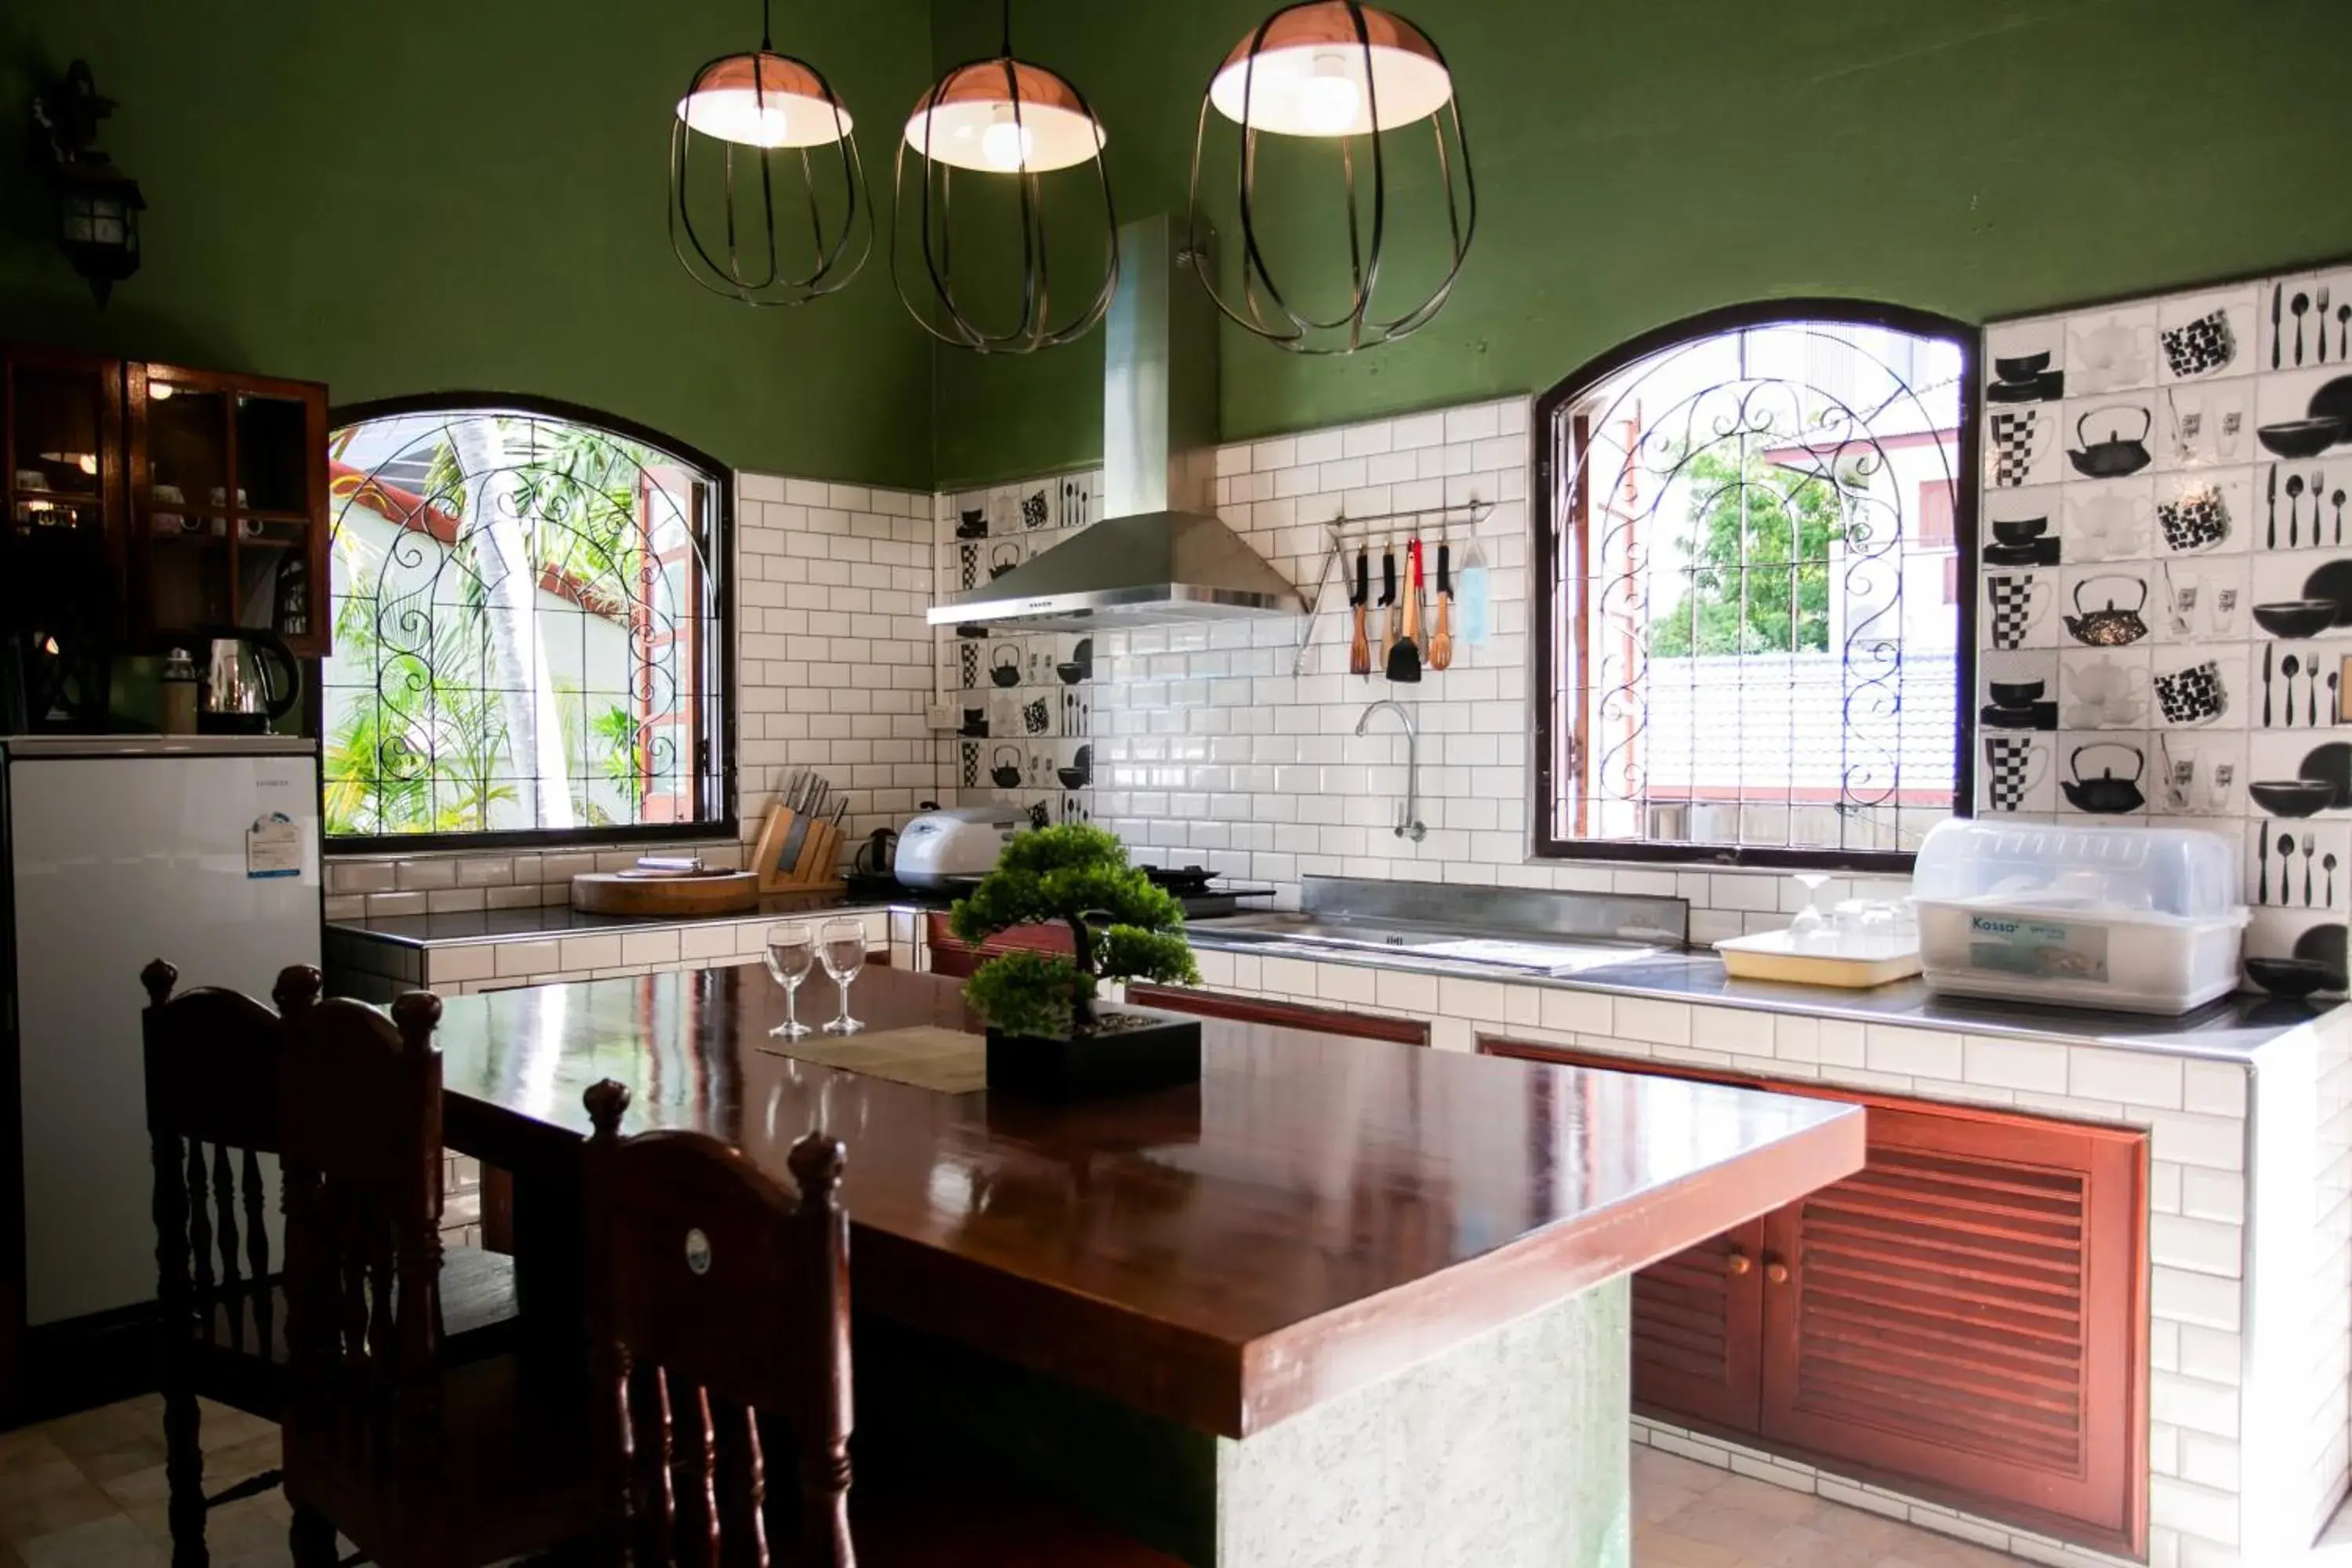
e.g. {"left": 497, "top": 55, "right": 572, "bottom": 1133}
{"left": 980, "top": 110, "right": 1035, "bottom": 172}
{"left": 1294, "top": 54, "right": 1363, "bottom": 136}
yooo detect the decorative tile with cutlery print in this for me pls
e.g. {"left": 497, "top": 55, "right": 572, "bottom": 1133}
{"left": 1988, "top": 261, "right": 2352, "bottom": 993}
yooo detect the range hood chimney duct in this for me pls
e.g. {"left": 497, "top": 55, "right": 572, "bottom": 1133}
{"left": 927, "top": 215, "right": 1301, "bottom": 633}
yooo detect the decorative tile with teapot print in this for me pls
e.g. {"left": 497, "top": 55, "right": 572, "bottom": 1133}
{"left": 1988, "top": 259, "right": 2352, "bottom": 994}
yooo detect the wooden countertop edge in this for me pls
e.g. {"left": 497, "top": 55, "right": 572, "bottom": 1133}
{"left": 1232, "top": 1100, "right": 1868, "bottom": 1439}
{"left": 851, "top": 1225, "right": 1253, "bottom": 1437}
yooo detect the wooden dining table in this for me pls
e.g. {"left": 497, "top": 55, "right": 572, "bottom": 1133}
{"left": 433, "top": 960, "right": 1863, "bottom": 1568}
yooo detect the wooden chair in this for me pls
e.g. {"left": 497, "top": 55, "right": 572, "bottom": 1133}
{"left": 581, "top": 1079, "right": 1185, "bottom": 1567}
{"left": 278, "top": 992, "right": 589, "bottom": 1568}
{"left": 142, "top": 961, "right": 524, "bottom": 1568}
{"left": 142, "top": 958, "right": 317, "bottom": 1568}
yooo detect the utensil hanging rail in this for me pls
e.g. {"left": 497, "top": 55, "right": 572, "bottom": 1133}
{"left": 1292, "top": 499, "right": 1491, "bottom": 674}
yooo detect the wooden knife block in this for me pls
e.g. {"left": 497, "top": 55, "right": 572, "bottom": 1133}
{"left": 752, "top": 803, "right": 847, "bottom": 894}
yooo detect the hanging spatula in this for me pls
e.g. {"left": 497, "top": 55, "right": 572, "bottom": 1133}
{"left": 1348, "top": 547, "right": 1370, "bottom": 677}
{"left": 1429, "top": 541, "right": 1455, "bottom": 670}
{"left": 1388, "top": 539, "right": 1425, "bottom": 684}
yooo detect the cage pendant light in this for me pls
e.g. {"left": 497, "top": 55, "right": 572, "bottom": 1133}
{"left": 892, "top": 0, "right": 1118, "bottom": 354}
{"left": 1189, "top": 0, "right": 1475, "bottom": 354}
{"left": 670, "top": 0, "right": 870, "bottom": 306}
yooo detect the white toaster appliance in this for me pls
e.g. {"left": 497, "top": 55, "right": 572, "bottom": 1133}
{"left": 895, "top": 806, "right": 1022, "bottom": 888}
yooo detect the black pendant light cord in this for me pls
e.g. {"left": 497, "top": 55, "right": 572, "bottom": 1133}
{"left": 1000, "top": 0, "right": 1014, "bottom": 58}
{"left": 760, "top": 0, "right": 774, "bottom": 51}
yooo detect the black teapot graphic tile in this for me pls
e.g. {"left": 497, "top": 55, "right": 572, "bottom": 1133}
{"left": 2067, "top": 405, "right": 2154, "bottom": 478}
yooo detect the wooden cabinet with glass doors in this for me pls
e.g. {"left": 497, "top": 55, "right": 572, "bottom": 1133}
{"left": 2, "top": 347, "right": 125, "bottom": 575}
{"left": 125, "top": 362, "right": 330, "bottom": 658}
{"left": 0, "top": 347, "right": 330, "bottom": 660}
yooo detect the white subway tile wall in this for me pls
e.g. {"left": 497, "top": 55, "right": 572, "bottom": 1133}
{"left": 932, "top": 397, "right": 1907, "bottom": 927}
{"left": 328, "top": 477, "right": 946, "bottom": 915}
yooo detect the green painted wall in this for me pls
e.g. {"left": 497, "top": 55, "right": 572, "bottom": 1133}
{"left": 0, "top": 0, "right": 938, "bottom": 489}
{"left": 929, "top": 0, "right": 2352, "bottom": 488}
{"left": 13, "top": 3, "right": 2352, "bottom": 495}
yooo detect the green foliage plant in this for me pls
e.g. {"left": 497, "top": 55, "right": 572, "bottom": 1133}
{"left": 949, "top": 824, "right": 1200, "bottom": 1040}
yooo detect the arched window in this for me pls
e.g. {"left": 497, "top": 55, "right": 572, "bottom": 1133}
{"left": 1533, "top": 303, "right": 1976, "bottom": 869}
{"left": 323, "top": 397, "right": 730, "bottom": 848}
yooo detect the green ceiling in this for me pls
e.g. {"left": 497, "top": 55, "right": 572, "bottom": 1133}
{"left": 7, "top": 0, "right": 2352, "bottom": 493}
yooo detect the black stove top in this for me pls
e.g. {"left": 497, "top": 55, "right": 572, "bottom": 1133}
{"left": 847, "top": 866, "right": 1274, "bottom": 920}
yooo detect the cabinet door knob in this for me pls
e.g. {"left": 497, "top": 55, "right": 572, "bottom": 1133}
{"left": 1764, "top": 1258, "right": 1791, "bottom": 1286}
{"left": 1725, "top": 1249, "right": 1752, "bottom": 1276}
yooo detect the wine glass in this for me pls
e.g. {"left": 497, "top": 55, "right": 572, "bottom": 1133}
{"left": 763, "top": 923, "right": 816, "bottom": 1038}
{"left": 1789, "top": 873, "right": 1831, "bottom": 946}
{"left": 818, "top": 919, "right": 866, "bottom": 1035}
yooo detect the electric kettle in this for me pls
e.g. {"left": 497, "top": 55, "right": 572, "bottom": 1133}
{"left": 201, "top": 630, "right": 300, "bottom": 734}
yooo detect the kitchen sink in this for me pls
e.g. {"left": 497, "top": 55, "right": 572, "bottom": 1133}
{"left": 1184, "top": 911, "right": 1664, "bottom": 976}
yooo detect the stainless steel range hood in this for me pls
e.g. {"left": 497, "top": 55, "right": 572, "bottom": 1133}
{"left": 927, "top": 216, "right": 1302, "bottom": 633}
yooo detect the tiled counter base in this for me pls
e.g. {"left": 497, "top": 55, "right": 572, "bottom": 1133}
{"left": 325, "top": 905, "right": 913, "bottom": 1000}
{"left": 1148, "top": 945, "right": 2352, "bottom": 1568}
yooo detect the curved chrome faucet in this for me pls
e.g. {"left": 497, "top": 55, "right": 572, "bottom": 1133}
{"left": 1356, "top": 699, "right": 1427, "bottom": 843}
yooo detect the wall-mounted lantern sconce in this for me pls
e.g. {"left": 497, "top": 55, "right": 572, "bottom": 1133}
{"left": 32, "top": 61, "right": 146, "bottom": 308}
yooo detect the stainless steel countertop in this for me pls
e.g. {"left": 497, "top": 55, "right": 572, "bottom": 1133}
{"left": 327, "top": 903, "right": 2333, "bottom": 1062}
{"left": 1178, "top": 924, "right": 2329, "bottom": 1061}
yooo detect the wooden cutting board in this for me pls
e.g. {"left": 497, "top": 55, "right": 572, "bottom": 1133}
{"left": 571, "top": 870, "right": 762, "bottom": 916}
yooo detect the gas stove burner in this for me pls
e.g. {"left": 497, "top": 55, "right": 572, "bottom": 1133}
{"left": 1144, "top": 865, "right": 1218, "bottom": 898}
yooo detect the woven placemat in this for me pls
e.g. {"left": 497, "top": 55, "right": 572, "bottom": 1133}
{"left": 759, "top": 1025, "right": 986, "bottom": 1094}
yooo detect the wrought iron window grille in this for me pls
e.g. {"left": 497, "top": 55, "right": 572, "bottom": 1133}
{"left": 321, "top": 397, "right": 733, "bottom": 853}
{"left": 1532, "top": 303, "right": 1980, "bottom": 872}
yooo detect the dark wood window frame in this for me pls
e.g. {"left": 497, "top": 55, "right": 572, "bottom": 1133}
{"left": 1530, "top": 299, "right": 1984, "bottom": 873}
{"left": 319, "top": 391, "right": 737, "bottom": 855}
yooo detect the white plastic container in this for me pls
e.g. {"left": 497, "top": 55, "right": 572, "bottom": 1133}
{"left": 1911, "top": 820, "right": 2248, "bottom": 1015}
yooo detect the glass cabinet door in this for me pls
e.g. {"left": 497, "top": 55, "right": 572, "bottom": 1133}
{"left": 234, "top": 391, "right": 317, "bottom": 643}
{"left": 140, "top": 376, "right": 235, "bottom": 633}
{"left": 5, "top": 357, "right": 118, "bottom": 541}
{"left": 131, "top": 368, "right": 329, "bottom": 655}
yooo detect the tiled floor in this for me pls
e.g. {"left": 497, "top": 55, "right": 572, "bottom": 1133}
{"left": 0, "top": 1396, "right": 2042, "bottom": 1568}
{"left": 0, "top": 1394, "right": 285, "bottom": 1568}
{"left": 1632, "top": 1444, "right": 2029, "bottom": 1568}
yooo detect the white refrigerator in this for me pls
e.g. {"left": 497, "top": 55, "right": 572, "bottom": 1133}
{"left": 3, "top": 735, "right": 321, "bottom": 1329}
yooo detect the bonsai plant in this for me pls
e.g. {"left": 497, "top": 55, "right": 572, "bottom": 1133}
{"left": 948, "top": 824, "right": 1203, "bottom": 1096}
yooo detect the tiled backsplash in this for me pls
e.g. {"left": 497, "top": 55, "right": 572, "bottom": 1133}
{"left": 1982, "top": 262, "right": 2352, "bottom": 991}
{"left": 328, "top": 475, "right": 944, "bottom": 919}
{"left": 935, "top": 398, "right": 1907, "bottom": 942}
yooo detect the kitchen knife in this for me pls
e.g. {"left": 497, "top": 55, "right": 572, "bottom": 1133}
{"left": 776, "top": 810, "right": 812, "bottom": 877}
{"left": 2264, "top": 642, "right": 2274, "bottom": 728}
{"left": 2269, "top": 466, "right": 2279, "bottom": 550}
{"left": 1348, "top": 547, "right": 1371, "bottom": 677}
{"left": 1381, "top": 546, "right": 1399, "bottom": 659}
{"left": 2274, "top": 282, "right": 2285, "bottom": 370}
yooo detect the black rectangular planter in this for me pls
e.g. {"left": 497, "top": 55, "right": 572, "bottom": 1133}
{"left": 985, "top": 1008, "right": 1203, "bottom": 1101}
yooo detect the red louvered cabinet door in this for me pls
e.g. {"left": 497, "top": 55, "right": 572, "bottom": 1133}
{"left": 1632, "top": 1218, "right": 1766, "bottom": 1431}
{"left": 1757, "top": 1102, "right": 2144, "bottom": 1548}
